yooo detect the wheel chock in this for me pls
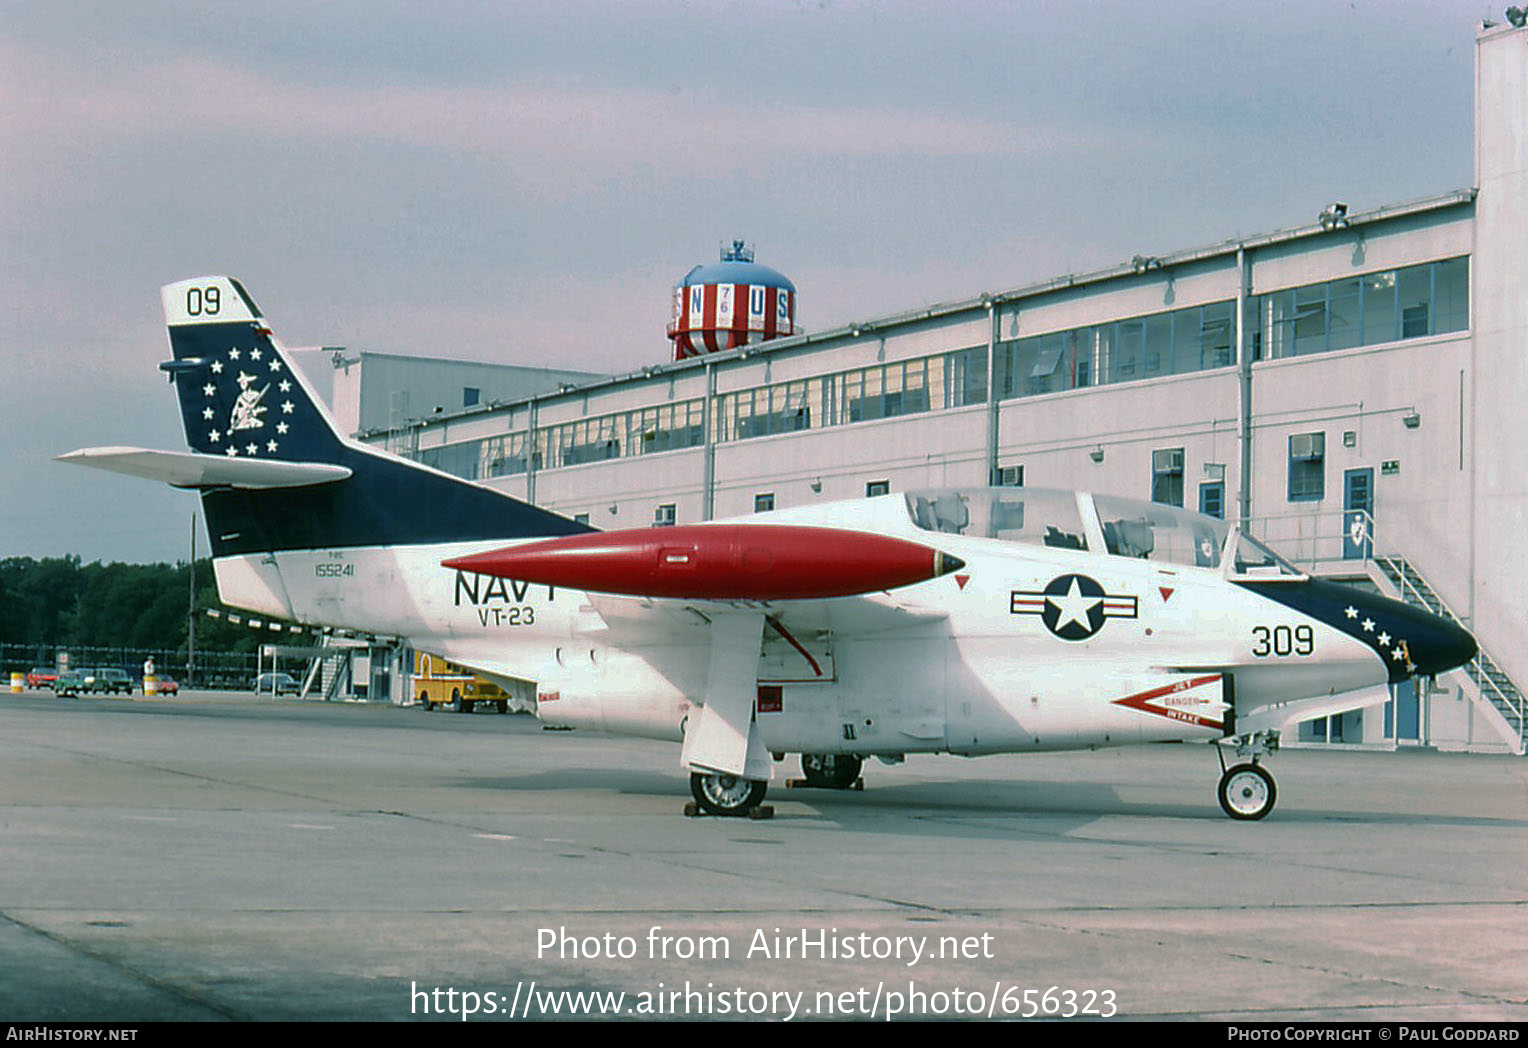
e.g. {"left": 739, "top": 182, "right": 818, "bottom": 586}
{"left": 682, "top": 802, "right": 775, "bottom": 819}
{"left": 784, "top": 777, "right": 865, "bottom": 791}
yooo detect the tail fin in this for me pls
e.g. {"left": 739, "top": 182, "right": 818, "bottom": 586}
{"left": 162, "top": 277, "right": 346, "bottom": 466}
{"left": 139, "top": 277, "right": 589, "bottom": 557}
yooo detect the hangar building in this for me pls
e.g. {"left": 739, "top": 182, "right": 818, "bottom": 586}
{"left": 343, "top": 21, "right": 1528, "bottom": 755}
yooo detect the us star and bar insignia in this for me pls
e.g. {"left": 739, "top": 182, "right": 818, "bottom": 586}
{"left": 1010, "top": 573, "right": 1138, "bottom": 641}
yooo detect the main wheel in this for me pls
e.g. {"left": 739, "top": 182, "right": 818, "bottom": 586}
{"left": 1218, "top": 763, "right": 1276, "bottom": 820}
{"left": 800, "top": 753, "right": 863, "bottom": 789}
{"left": 689, "top": 772, "right": 767, "bottom": 816}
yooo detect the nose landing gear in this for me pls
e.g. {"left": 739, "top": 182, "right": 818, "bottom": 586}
{"left": 1215, "top": 731, "right": 1279, "bottom": 821}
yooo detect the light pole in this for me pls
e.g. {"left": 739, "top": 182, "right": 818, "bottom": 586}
{"left": 187, "top": 512, "right": 197, "bottom": 688}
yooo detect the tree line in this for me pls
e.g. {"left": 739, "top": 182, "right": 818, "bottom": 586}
{"left": 0, "top": 556, "right": 262, "bottom": 654}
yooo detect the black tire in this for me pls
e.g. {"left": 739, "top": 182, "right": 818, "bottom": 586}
{"left": 452, "top": 688, "right": 468, "bottom": 713}
{"left": 689, "top": 772, "right": 767, "bottom": 816}
{"left": 497, "top": 700, "right": 508, "bottom": 714}
{"left": 1218, "top": 763, "right": 1277, "bottom": 820}
{"left": 801, "top": 753, "right": 863, "bottom": 789}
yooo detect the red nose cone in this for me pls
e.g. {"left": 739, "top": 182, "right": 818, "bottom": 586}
{"left": 443, "top": 524, "right": 961, "bottom": 600}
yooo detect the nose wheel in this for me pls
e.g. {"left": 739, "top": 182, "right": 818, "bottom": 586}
{"left": 1215, "top": 732, "right": 1279, "bottom": 820}
{"left": 1217, "top": 762, "right": 1276, "bottom": 820}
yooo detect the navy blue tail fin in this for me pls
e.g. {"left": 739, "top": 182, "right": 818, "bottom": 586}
{"left": 160, "top": 276, "right": 591, "bottom": 557}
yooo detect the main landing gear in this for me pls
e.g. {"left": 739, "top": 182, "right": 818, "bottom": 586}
{"left": 796, "top": 753, "right": 864, "bottom": 790}
{"left": 1215, "top": 731, "right": 1279, "bottom": 820}
{"left": 687, "top": 771, "right": 770, "bottom": 818}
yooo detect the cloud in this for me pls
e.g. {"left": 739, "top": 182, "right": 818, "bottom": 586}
{"left": 2, "top": 39, "right": 1097, "bottom": 189}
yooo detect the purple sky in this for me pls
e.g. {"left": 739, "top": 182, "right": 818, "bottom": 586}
{"left": 1, "top": 1, "right": 1482, "bottom": 563}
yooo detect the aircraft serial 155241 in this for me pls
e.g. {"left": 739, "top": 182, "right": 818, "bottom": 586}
{"left": 62, "top": 277, "right": 1479, "bottom": 820}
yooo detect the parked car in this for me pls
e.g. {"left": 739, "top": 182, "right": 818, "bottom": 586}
{"left": 25, "top": 667, "right": 58, "bottom": 689}
{"left": 80, "top": 668, "right": 134, "bottom": 695}
{"left": 53, "top": 670, "right": 85, "bottom": 697}
{"left": 146, "top": 677, "right": 179, "bottom": 695}
{"left": 252, "top": 672, "right": 300, "bottom": 696}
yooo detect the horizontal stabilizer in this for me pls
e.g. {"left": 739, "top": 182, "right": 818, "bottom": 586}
{"left": 57, "top": 446, "right": 352, "bottom": 490}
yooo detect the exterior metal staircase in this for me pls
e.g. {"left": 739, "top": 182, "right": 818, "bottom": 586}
{"left": 1246, "top": 508, "right": 1524, "bottom": 754}
{"left": 1371, "top": 553, "right": 1526, "bottom": 754}
{"left": 295, "top": 644, "right": 356, "bottom": 701}
{"left": 319, "top": 650, "right": 352, "bottom": 701}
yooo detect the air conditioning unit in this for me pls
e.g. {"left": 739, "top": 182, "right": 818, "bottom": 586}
{"left": 1290, "top": 433, "right": 1325, "bottom": 459}
{"left": 1153, "top": 448, "right": 1184, "bottom": 472}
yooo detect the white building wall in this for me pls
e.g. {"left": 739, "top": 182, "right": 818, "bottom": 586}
{"left": 995, "top": 369, "right": 1241, "bottom": 499}
{"left": 1471, "top": 22, "right": 1528, "bottom": 692}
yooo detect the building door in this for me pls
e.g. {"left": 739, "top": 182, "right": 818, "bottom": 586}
{"left": 1198, "top": 481, "right": 1225, "bottom": 519}
{"left": 1343, "top": 467, "right": 1374, "bottom": 560}
{"left": 1388, "top": 678, "right": 1421, "bottom": 742}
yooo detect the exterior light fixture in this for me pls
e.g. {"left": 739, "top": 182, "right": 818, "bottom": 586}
{"left": 1318, "top": 202, "right": 1350, "bottom": 230}
{"left": 1090, "top": 445, "right": 1105, "bottom": 463}
{"left": 1403, "top": 412, "right": 1421, "bottom": 429}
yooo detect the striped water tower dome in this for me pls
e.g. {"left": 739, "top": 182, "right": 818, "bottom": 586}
{"left": 667, "top": 240, "right": 798, "bottom": 360}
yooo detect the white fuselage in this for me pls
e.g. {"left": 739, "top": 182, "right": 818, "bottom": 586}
{"left": 212, "top": 498, "right": 1388, "bottom": 762}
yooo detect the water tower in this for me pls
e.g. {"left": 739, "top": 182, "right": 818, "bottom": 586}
{"left": 667, "top": 240, "right": 798, "bottom": 360}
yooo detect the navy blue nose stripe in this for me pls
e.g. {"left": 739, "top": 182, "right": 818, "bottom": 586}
{"left": 1234, "top": 577, "right": 1477, "bottom": 683}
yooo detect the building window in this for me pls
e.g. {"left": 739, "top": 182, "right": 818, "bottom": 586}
{"left": 865, "top": 480, "right": 890, "bottom": 498}
{"left": 654, "top": 503, "right": 677, "bottom": 527}
{"left": 997, "top": 465, "right": 1024, "bottom": 487}
{"left": 1151, "top": 448, "right": 1185, "bottom": 507}
{"left": 754, "top": 492, "right": 775, "bottom": 513}
{"left": 1288, "top": 432, "right": 1326, "bottom": 502}
{"left": 463, "top": 386, "right": 480, "bottom": 408}
{"left": 1258, "top": 256, "right": 1468, "bottom": 360}
{"left": 998, "top": 300, "right": 1237, "bottom": 401}
{"left": 1199, "top": 481, "right": 1225, "bottom": 519}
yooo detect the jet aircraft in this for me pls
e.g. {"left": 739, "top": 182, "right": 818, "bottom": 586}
{"left": 61, "top": 277, "right": 1479, "bottom": 820}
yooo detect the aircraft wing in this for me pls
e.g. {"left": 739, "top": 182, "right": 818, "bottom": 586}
{"left": 584, "top": 591, "right": 949, "bottom": 643}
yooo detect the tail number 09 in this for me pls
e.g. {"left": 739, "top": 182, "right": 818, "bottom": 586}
{"left": 1251, "top": 624, "right": 1314, "bottom": 658}
{"left": 186, "top": 286, "right": 221, "bottom": 316}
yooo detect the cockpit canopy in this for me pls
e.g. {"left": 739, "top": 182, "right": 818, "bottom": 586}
{"left": 905, "top": 489, "right": 1089, "bottom": 551}
{"left": 903, "top": 488, "right": 1303, "bottom": 577}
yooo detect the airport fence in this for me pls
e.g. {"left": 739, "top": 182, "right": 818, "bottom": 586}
{"left": 0, "top": 642, "right": 260, "bottom": 691}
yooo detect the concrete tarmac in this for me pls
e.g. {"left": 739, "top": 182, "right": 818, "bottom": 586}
{"left": 1, "top": 689, "right": 1525, "bottom": 1022}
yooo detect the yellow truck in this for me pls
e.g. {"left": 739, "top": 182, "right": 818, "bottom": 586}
{"left": 412, "top": 652, "right": 511, "bottom": 714}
